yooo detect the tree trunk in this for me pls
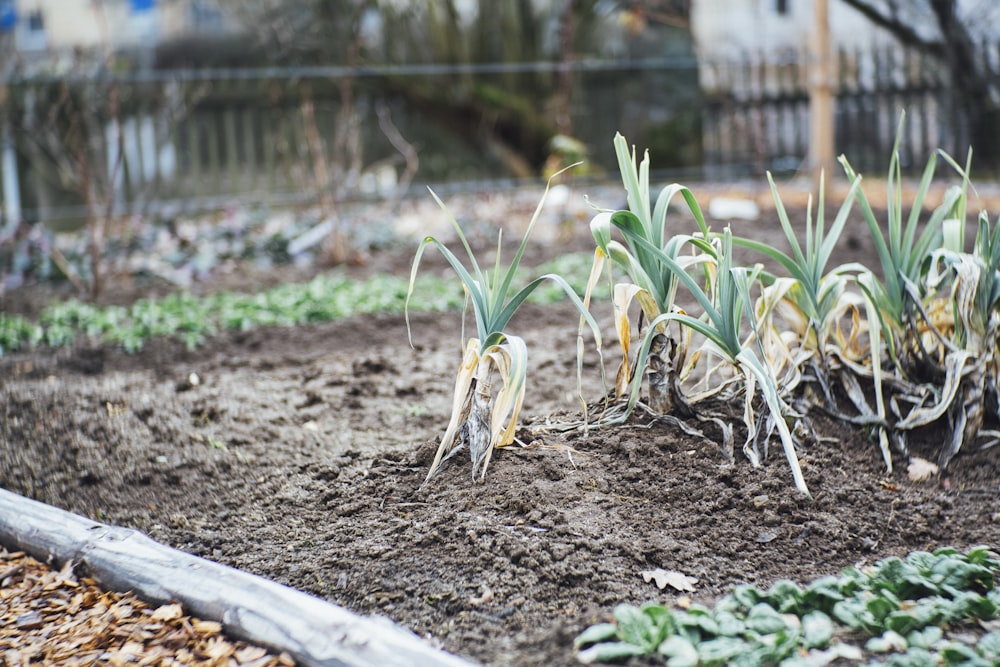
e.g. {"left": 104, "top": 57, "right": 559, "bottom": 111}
{"left": 553, "top": 0, "right": 578, "bottom": 137}
{"left": 841, "top": 0, "right": 1000, "bottom": 164}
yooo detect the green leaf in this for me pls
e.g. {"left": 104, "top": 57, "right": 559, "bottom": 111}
{"left": 729, "top": 584, "right": 763, "bottom": 612}
{"left": 878, "top": 647, "right": 938, "bottom": 667}
{"left": 979, "top": 632, "right": 1000, "bottom": 659}
{"left": 767, "top": 580, "right": 804, "bottom": 613}
{"left": 658, "top": 635, "right": 699, "bottom": 667}
{"left": 906, "top": 625, "right": 943, "bottom": 649}
{"left": 773, "top": 627, "right": 804, "bottom": 658}
{"left": 885, "top": 610, "right": 922, "bottom": 636}
{"left": 908, "top": 597, "right": 949, "bottom": 629}
{"left": 898, "top": 573, "right": 939, "bottom": 599}
{"left": 803, "top": 576, "right": 845, "bottom": 613}
{"left": 962, "top": 546, "right": 996, "bottom": 568}
{"left": 866, "top": 630, "right": 908, "bottom": 653}
{"left": 832, "top": 598, "right": 870, "bottom": 631}
{"left": 679, "top": 607, "right": 720, "bottom": 638}
{"left": 952, "top": 591, "right": 997, "bottom": 620}
{"left": 574, "top": 622, "right": 618, "bottom": 648}
{"left": 613, "top": 604, "right": 658, "bottom": 651}
{"left": 642, "top": 603, "right": 679, "bottom": 645}
{"left": 576, "top": 641, "right": 648, "bottom": 663}
{"left": 933, "top": 557, "right": 997, "bottom": 592}
{"left": 801, "top": 610, "right": 834, "bottom": 649}
{"left": 939, "top": 642, "right": 984, "bottom": 664}
{"left": 875, "top": 557, "right": 908, "bottom": 588}
{"left": 714, "top": 610, "right": 746, "bottom": 637}
{"left": 696, "top": 636, "right": 746, "bottom": 664}
{"left": 745, "top": 603, "right": 788, "bottom": 635}
{"left": 867, "top": 594, "right": 898, "bottom": 623}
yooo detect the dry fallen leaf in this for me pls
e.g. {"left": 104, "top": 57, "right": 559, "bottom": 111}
{"left": 234, "top": 645, "right": 269, "bottom": 662}
{"left": 469, "top": 585, "right": 495, "bottom": 606}
{"left": 908, "top": 457, "right": 939, "bottom": 482}
{"left": 151, "top": 603, "right": 184, "bottom": 621}
{"left": 193, "top": 619, "right": 223, "bottom": 634}
{"left": 203, "top": 635, "right": 236, "bottom": 660}
{"left": 641, "top": 568, "right": 698, "bottom": 592}
{"left": 0, "top": 547, "right": 289, "bottom": 667}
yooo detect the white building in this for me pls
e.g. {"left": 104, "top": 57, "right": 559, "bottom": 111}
{"left": 693, "top": 0, "right": 882, "bottom": 64}
{"left": 1, "top": 0, "right": 235, "bottom": 56}
{"left": 691, "top": 0, "right": 1000, "bottom": 65}
{"left": 689, "top": 1, "right": 1000, "bottom": 176}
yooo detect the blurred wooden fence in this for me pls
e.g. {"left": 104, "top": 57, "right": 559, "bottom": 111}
{"left": 0, "top": 70, "right": 440, "bottom": 226}
{"left": 700, "top": 44, "right": 1000, "bottom": 179}
{"left": 1, "top": 47, "right": 999, "bottom": 228}
{"left": 0, "top": 60, "right": 698, "bottom": 227}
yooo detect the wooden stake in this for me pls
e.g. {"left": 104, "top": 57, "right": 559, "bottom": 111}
{"left": 810, "top": 0, "right": 834, "bottom": 197}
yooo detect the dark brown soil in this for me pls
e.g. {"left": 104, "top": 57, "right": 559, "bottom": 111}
{"left": 2, "top": 196, "right": 999, "bottom": 667}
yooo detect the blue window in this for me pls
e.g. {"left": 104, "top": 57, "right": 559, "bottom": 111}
{"left": 26, "top": 9, "right": 43, "bottom": 31}
{"left": 0, "top": 1, "right": 15, "bottom": 32}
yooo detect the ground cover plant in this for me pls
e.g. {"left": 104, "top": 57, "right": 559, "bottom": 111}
{"left": 2, "top": 132, "right": 999, "bottom": 666}
{"left": 576, "top": 545, "right": 1000, "bottom": 666}
{"left": 0, "top": 253, "right": 598, "bottom": 357}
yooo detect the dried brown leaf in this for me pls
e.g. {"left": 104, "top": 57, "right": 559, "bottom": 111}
{"left": 640, "top": 568, "right": 698, "bottom": 592}
{"left": 468, "top": 586, "right": 495, "bottom": 606}
{"left": 234, "top": 645, "right": 269, "bottom": 662}
{"left": 193, "top": 619, "right": 223, "bottom": 634}
{"left": 151, "top": 602, "right": 184, "bottom": 621}
{"left": 200, "top": 634, "right": 236, "bottom": 660}
{"left": 907, "top": 457, "right": 939, "bottom": 482}
{"left": 0, "top": 547, "right": 290, "bottom": 667}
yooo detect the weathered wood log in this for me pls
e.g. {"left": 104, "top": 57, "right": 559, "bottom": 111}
{"left": 0, "top": 488, "right": 477, "bottom": 667}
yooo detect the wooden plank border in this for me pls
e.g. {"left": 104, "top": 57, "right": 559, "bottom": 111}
{"left": 0, "top": 488, "right": 477, "bottom": 667}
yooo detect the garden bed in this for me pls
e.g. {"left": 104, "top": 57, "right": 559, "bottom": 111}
{"left": 1, "top": 188, "right": 998, "bottom": 665}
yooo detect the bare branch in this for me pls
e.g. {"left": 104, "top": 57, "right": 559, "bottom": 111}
{"left": 839, "top": 0, "right": 945, "bottom": 55}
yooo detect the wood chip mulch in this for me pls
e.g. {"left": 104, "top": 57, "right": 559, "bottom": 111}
{"left": 0, "top": 547, "right": 296, "bottom": 666}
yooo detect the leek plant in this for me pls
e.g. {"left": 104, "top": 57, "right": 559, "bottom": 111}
{"left": 893, "top": 206, "right": 1000, "bottom": 469}
{"left": 621, "top": 228, "right": 811, "bottom": 497}
{"left": 407, "top": 173, "right": 603, "bottom": 482}
{"left": 586, "top": 132, "right": 710, "bottom": 419}
{"left": 589, "top": 134, "right": 809, "bottom": 495}
{"left": 732, "top": 173, "right": 862, "bottom": 380}
{"left": 729, "top": 174, "right": 891, "bottom": 465}
{"left": 839, "top": 116, "right": 963, "bottom": 377}
{"left": 840, "top": 116, "right": 979, "bottom": 471}
{"left": 683, "top": 120, "right": 993, "bottom": 479}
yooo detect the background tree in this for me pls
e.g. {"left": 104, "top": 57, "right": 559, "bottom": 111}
{"left": 841, "top": 0, "right": 1000, "bottom": 164}
{"left": 219, "top": 0, "right": 694, "bottom": 178}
